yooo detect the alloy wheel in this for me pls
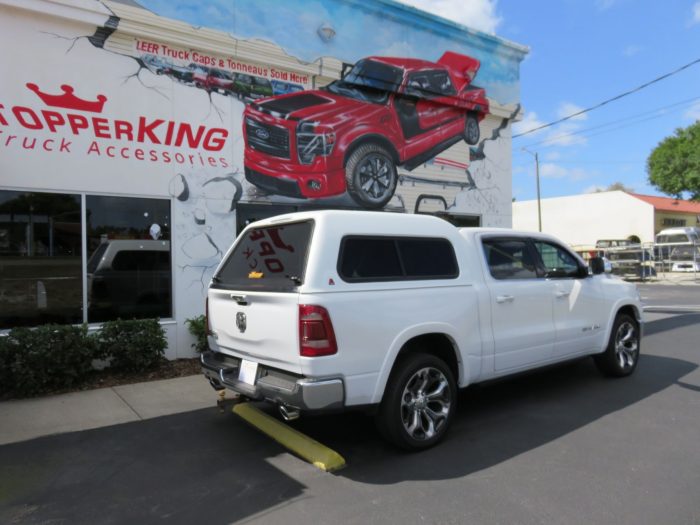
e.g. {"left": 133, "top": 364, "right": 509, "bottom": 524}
{"left": 400, "top": 366, "right": 452, "bottom": 441}
{"left": 615, "top": 321, "right": 638, "bottom": 369}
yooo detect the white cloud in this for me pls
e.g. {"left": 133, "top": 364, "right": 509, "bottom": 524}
{"left": 557, "top": 102, "right": 588, "bottom": 121}
{"left": 693, "top": 2, "right": 700, "bottom": 24}
{"left": 512, "top": 110, "right": 546, "bottom": 136}
{"left": 543, "top": 122, "right": 588, "bottom": 147}
{"left": 584, "top": 185, "right": 605, "bottom": 193}
{"left": 400, "top": 0, "right": 502, "bottom": 34}
{"left": 596, "top": 0, "right": 621, "bottom": 10}
{"left": 684, "top": 101, "right": 700, "bottom": 121}
{"left": 622, "top": 44, "right": 641, "bottom": 57}
{"left": 540, "top": 163, "right": 589, "bottom": 181}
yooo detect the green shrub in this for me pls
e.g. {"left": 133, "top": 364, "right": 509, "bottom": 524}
{"left": 185, "top": 315, "right": 209, "bottom": 353}
{"left": 1, "top": 324, "right": 96, "bottom": 397}
{"left": 97, "top": 318, "right": 166, "bottom": 373}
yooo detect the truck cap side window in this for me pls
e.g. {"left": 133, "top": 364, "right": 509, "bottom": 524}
{"left": 214, "top": 220, "right": 313, "bottom": 291}
{"left": 338, "top": 236, "right": 458, "bottom": 282}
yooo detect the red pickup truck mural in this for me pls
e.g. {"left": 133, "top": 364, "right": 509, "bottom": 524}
{"left": 243, "top": 51, "right": 489, "bottom": 208}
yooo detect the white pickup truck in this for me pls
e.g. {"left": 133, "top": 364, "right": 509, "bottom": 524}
{"left": 202, "top": 210, "right": 643, "bottom": 449}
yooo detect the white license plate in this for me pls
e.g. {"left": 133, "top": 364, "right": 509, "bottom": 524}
{"left": 238, "top": 359, "right": 258, "bottom": 385}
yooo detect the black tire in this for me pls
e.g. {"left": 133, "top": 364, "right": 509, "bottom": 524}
{"left": 594, "top": 313, "right": 640, "bottom": 377}
{"left": 375, "top": 353, "right": 457, "bottom": 450}
{"left": 345, "top": 143, "right": 398, "bottom": 209}
{"left": 464, "top": 113, "right": 480, "bottom": 145}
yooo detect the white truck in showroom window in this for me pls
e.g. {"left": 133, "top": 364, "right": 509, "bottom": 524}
{"left": 201, "top": 210, "right": 643, "bottom": 450}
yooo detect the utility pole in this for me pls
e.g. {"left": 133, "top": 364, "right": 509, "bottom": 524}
{"left": 521, "top": 147, "right": 542, "bottom": 232}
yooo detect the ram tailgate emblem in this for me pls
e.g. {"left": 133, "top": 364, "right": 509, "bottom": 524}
{"left": 236, "top": 312, "right": 247, "bottom": 333}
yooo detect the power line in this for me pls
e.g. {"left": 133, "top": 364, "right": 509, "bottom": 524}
{"left": 513, "top": 57, "right": 700, "bottom": 138}
{"left": 515, "top": 95, "right": 700, "bottom": 150}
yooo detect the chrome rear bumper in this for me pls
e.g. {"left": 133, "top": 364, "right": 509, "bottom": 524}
{"left": 200, "top": 350, "right": 344, "bottom": 411}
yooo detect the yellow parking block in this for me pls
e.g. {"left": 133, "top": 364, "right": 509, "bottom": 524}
{"left": 233, "top": 402, "right": 346, "bottom": 473}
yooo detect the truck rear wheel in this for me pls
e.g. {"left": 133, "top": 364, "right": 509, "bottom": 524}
{"left": 345, "top": 143, "right": 398, "bottom": 209}
{"left": 594, "top": 313, "right": 640, "bottom": 377}
{"left": 375, "top": 353, "right": 457, "bottom": 450}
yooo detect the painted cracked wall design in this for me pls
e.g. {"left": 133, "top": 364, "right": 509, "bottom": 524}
{"left": 0, "top": 0, "right": 523, "bottom": 353}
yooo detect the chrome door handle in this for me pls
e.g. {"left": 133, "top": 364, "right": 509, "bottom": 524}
{"left": 555, "top": 291, "right": 570, "bottom": 298}
{"left": 496, "top": 295, "right": 514, "bottom": 303}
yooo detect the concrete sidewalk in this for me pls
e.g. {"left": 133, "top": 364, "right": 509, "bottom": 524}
{"left": 0, "top": 375, "right": 218, "bottom": 446}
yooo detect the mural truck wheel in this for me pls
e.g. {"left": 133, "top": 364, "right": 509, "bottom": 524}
{"left": 464, "top": 113, "right": 480, "bottom": 145}
{"left": 345, "top": 143, "right": 398, "bottom": 209}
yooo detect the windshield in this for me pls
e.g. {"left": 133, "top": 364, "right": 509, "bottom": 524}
{"left": 214, "top": 221, "right": 313, "bottom": 291}
{"left": 326, "top": 59, "right": 402, "bottom": 104}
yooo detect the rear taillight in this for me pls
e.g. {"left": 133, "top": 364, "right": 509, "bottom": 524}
{"left": 299, "top": 305, "right": 337, "bottom": 357}
{"left": 205, "top": 297, "right": 211, "bottom": 335}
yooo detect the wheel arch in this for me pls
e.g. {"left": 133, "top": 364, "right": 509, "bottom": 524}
{"left": 601, "top": 302, "right": 643, "bottom": 352}
{"left": 343, "top": 133, "right": 400, "bottom": 168}
{"left": 371, "top": 326, "right": 465, "bottom": 404}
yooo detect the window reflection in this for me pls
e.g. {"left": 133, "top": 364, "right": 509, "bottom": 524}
{"left": 0, "top": 191, "right": 82, "bottom": 328}
{"left": 86, "top": 196, "right": 171, "bottom": 322}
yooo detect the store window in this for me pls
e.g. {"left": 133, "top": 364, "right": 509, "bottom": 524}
{"left": 0, "top": 191, "right": 82, "bottom": 328}
{"left": 86, "top": 196, "right": 172, "bottom": 322}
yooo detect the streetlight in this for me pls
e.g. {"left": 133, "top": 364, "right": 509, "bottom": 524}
{"left": 521, "top": 147, "right": 542, "bottom": 232}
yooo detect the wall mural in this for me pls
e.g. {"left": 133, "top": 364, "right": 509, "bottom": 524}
{"left": 0, "top": 0, "right": 523, "bottom": 345}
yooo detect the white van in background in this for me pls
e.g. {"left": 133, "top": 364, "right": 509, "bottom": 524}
{"left": 655, "top": 227, "right": 700, "bottom": 271}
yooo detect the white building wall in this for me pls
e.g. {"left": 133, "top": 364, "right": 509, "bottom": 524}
{"left": 512, "top": 191, "right": 656, "bottom": 246}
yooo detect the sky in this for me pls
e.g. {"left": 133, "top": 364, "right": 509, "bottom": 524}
{"left": 406, "top": 0, "right": 700, "bottom": 201}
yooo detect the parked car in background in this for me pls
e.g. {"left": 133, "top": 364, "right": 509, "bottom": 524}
{"left": 202, "top": 210, "right": 643, "bottom": 450}
{"left": 141, "top": 54, "right": 173, "bottom": 75}
{"left": 193, "top": 67, "right": 236, "bottom": 94}
{"left": 654, "top": 227, "right": 700, "bottom": 270}
{"left": 165, "top": 63, "right": 194, "bottom": 84}
{"left": 242, "top": 52, "right": 489, "bottom": 209}
{"left": 595, "top": 239, "right": 655, "bottom": 279}
{"left": 87, "top": 239, "right": 171, "bottom": 321}
{"left": 271, "top": 80, "right": 304, "bottom": 96}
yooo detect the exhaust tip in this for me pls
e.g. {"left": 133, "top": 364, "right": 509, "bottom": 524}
{"left": 279, "top": 404, "right": 300, "bottom": 421}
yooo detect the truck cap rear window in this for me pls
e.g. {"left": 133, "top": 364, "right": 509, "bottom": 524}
{"left": 213, "top": 221, "right": 313, "bottom": 291}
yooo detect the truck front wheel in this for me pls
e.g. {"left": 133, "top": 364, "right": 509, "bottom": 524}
{"left": 345, "top": 143, "right": 398, "bottom": 209}
{"left": 464, "top": 113, "right": 480, "bottom": 145}
{"left": 594, "top": 313, "right": 640, "bottom": 377}
{"left": 375, "top": 353, "right": 457, "bottom": 450}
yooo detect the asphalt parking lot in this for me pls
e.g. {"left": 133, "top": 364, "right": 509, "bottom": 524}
{"left": 1, "top": 288, "right": 699, "bottom": 524}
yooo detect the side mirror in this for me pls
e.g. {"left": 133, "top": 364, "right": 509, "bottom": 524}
{"left": 590, "top": 256, "right": 612, "bottom": 275}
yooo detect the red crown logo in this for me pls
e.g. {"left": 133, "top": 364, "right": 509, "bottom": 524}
{"left": 26, "top": 83, "right": 107, "bottom": 113}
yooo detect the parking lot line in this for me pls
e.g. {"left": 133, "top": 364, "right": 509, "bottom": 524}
{"left": 232, "top": 403, "right": 346, "bottom": 473}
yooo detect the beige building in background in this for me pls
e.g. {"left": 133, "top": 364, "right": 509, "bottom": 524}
{"left": 512, "top": 191, "right": 700, "bottom": 247}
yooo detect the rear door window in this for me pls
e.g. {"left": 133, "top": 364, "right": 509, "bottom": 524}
{"left": 338, "top": 236, "right": 458, "bottom": 282}
{"left": 214, "top": 221, "right": 313, "bottom": 291}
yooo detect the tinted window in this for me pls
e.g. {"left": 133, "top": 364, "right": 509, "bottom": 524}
{"left": 338, "top": 236, "right": 458, "bottom": 282}
{"left": 0, "top": 190, "right": 82, "bottom": 328}
{"left": 483, "top": 239, "right": 538, "bottom": 280}
{"left": 407, "top": 70, "right": 456, "bottom": 98}
{"left": 339, "top": 238, "right": 402, "bottom": 280}
{"left": 398, "top": 238, "right": 457, "bottom": 277}
{"left": 657, "top": 234, "right": 691, "bottom": 243}
{"left": 533, "top": 241, "right": 581, "bottom": 278}
{"left": 215, "top": 221, "right": 313, "bottom": 291}
{"left": 86, "top": 196, "right": 171, "bottom": 322}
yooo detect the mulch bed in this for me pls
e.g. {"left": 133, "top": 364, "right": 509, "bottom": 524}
{"left": 82, "top": 357, "right": 202, "bottom": 391}
{"left": 2, "top": 358, "right": 202, "bottom": 401}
